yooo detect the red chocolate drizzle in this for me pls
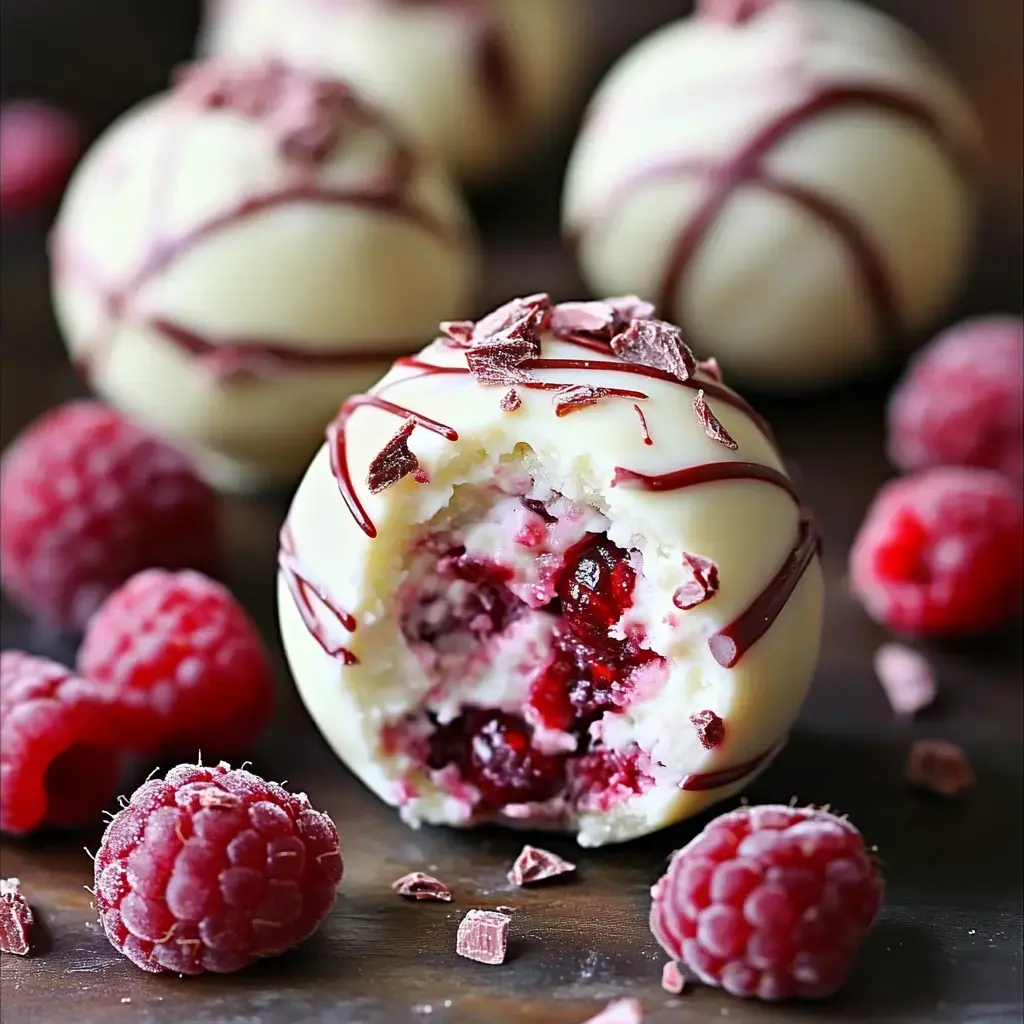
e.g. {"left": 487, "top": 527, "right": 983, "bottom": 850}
{"left": 633, "top": 404, "right": 653, "bottom": 445}
{"left": 279, "top": 522, "right": 359, "bottom": 664}
{"left": 574, "top": 86, "right": 959, "bottom": 344}
{"left": 680, "top": 738, "right": 782, "bottom": 791}
{"left": 611, "top": 460, "right": 798, "bottom": 501}
{"left": 57, "top": 68, "right": 461, "bottom": 383}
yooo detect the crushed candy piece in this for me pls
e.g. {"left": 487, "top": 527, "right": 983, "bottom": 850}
{"left": 507, "top": 845, "right": 577, "bottom": 887}
{"left": 672, "top": 552, "right": 719, "bottom": 609}
{"left": 696, "top": 357, "right": 723, "bottom": 381}
{"left": 473, "top": 294, "right": 551, "bottom": 344}
{"left": 611, "top": 319, "right": 696, "bottom": 381}
{"left": 693, "top": 390, "right": 738, "bottom": 449}
{"left": 873, "top": 643, "right": 937, "bottom": 716}
{"left": 607, "top": 296, "right": 656, "bottom": 324}
{"left": 391, "top": 871, "right": 453, "bottom": 901}
{"left": 554, "top": 385, "right": 616, "bottom": 416}
{"left": 0, "top": 878, "right": 33, "bottom": 956}
{"left": 689, "top": 710, "right": 725, "bottom": 750}
{"left": 661, "top": 961, "right": 686, "bottom": 994}
{"left": 500, "top": 388, "right": 522, "bottom": 412}
{"left": 456, "top": 909, "right": 510, "bottom": 965}
{"left": 906, "top": 740, "right": 975, "bottom": 797}
{"left": 440, "top": 320, "right": 475, "bottom": 347}
{"left": 551, "top": 300, "right": 618, "bottom": 338}
{"left": 582, "top": 998, "right": 644, "bottom": 1023}
{"left": 367, "top": 419, "right": 421, "bottom": 494}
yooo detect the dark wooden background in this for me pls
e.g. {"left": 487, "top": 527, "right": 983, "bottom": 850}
{"left": 1, "top": 3, "right": 1022, "bottom": 1022}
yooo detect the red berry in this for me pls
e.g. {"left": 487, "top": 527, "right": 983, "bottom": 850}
{"left": 0, "top": 101, "right": 80, "bottom": 212}
{"left": 848, "top": 467, "right": 1024, "bottom": 635}
{"left": 0, "top": 402, "right": 220, "bottom": 631}
{"left": 93, "top": 761, "right": 343, "bottom": 975}
{"left": 556, "top": 535, "right": 637, "bottom": 647}
{"left": 77, "top": 570, "right": 275, "bottom": 756}
{"left": 888, "top": 317, "right": 1023, "bottom": 486}
{"left": 650, "top": 804, "right": 883, "bottom": 1001}
{"left": 0, "top": 652, "right": 122, "bottom": 835}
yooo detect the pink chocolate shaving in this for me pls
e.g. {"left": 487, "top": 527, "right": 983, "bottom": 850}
{"left": 500, "top": 388, "right": 522, "bottom": 412}
{"left": 582, "top": 998, "right": 645, "bottom": 1024}
{"left": 699, "top": 0, "right": 775, "bottom": 25}
{"left": 440, "top": 320, "right": 475, "bottom": 347}
{"left": 672, "top": 552, "right": 720, "bottom": 609}
{"left": 553, "top": 385, "right": 616, "bottom": 416}
{"left": 550, "top": 300, "right": 618, "bottom": 338}
{"left": 456, "top": 909, "right": 510, "bottom": 965}
{"left": 689, "top": 710, "right": 725, "bottom": 750}
{"left": 367, "top": 418, "right": 421, "bottom": 494}
{"left": 391, "top": 871, "right": 453, "bottom": 902}
{"left": 693, "top": 389, "right": 738, "bottom": 449}
{"left": 696, "top": 357, "right": 723, "bottom": 382}
{"left": 0, "top": 879, "right": 33, "bottom": 956}
{"left": 611, "top": 319, "right": 697, "bottom": 382}
{"left": 661, "top": 961, "right": 687, "bottom": 994}
{"left": 507, "top": 845, "right": 576, "bottom": 887}
{"left": 473, "top": 293, "right": 551, "bottom": 344}
{"left": 607, "top": 295, "right": 656, "bottom": 324}
{"left": 906, "top": 740, "right": 975, "bottom": 797}
{"left": 873, "top": 643, "right": 937, "bottom": 717}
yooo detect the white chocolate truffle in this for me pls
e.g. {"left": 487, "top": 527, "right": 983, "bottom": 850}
{"left": 277, "top": 294, "right": 824, "bottom": 847}
{"left": 562, "top": 0, "right": 981, "bottom": 391}
{"left": 51, "top": 62, "right": 478, "bottom": 492}
{"left": 202, "top": 0, "right": 586, "bottom": 183}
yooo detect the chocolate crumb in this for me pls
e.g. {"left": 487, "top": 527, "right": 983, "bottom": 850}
{"left": 582, "top": 998, "right": 645, "bottom": 1023}
{"left": 367, "top": 418, "right": 421, "bottom": 494}
{"left": 661, "top": 961, "right": 686, "bottom": 994}
{"left": 906, "top": 740, "right": 974, "bottom": 797}
{"left": 873, "top": 643, "right": 937, "bottom": 717}
{"left": 0, "top": 879, "right": 33, "bottom": 956}
{"left": 693, "top": 390, "right": 739, "bottom": 449}
{"left": 507, "top": 845, "right": 576, "bottom": 887}
{"left": 690, "top": 710, "right": 725, "bottom": 750}
{"left": 553, "top": 385, "right": 616, "bottom": 416}
{"left": 611, "top": 319, "right": 697, "bottom": 381}
{"left": 500, "top": 388, "right": 522, "bottom": 412}
{"left": 673, "top": 552, "right": 719, "bottom": 609}
{"left": 391, "top": 871, "right": 452, "bottom": 902}
{"left": 456, "top": 909, "right": 510, "bottom": 965}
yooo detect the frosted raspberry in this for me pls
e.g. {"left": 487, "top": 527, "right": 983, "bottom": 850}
{"left": 650, "top": 804, "right": 883, "bottom": 1001}
{"left": 848, "top": 467, "right": 1024, "bottom": 635}
{"left": 0, "top": 652, "right": 122, "bottom": 835}
{"left": 0, "top": 402, "right": 220, "bottom": 630}
{"left": 94, "top": 761, "right": 343, "bottom": 974}
{"left": 0, "top": 101, "right": 79, "bottom": 212}
{"left": 77, "top": 570, "right": 274, "bottom": 755}
{"left": 888, "top": 317, "right": 1023, "bottom": 485}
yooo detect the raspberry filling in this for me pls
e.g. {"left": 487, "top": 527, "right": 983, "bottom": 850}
{"left": 395, "top": 484, "right": 661, "bottom": 818}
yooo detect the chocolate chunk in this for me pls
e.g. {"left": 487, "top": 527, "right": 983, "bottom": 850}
{"left": 611, "top": 319, "right": 697, "bottom": 382}
{"left": 582, "top": 998, "right": 645, "bottom": 1023}
{"left": 500, "top": 388, "right": 522, "bottom": 412}
{"left": 607, "top": 295, "right": 656, "bottom": 324}
{"left": 367, "top": 418, "right": 421, "bottom": 494}
{"left": 0, "top": 879, "right": 33, "bottom": 956}
{"left": 692, "top": 390, "right": 739, "bottom": 449}
{"left": 672, "top": 552, "right": 719, "bottom": 609}
{"left": 507, "top": 845, "right": 576, "bottom": 887}
{"left": 473, "top": 294, "right": 551, "bottom": 345}
{"left": 550, "top": 300, "right": 618, "bottom": 338}
{"left": 553, "top": 385, "right": 615, "bottom": 416}
{"left": 906, "top": 740, "right": 974, "bottom": 797}
{"left": 689, "top": 710, "right": 725, "bottom": 750}
{"left": 391, "top": 871, "right": 452, "bottom": 902}
{"left": 661, "top": 961, "right": 686, "bottom": 994}
{"left": 455, "top": 909, "right": 510, "bottom": 965}
{"left": 873, "top": 643, "right": 937, "bottom": 717}
{"left": 466, "top": 340, "right": 537, "bottom": 386}
{"left": 439, "top": 320, "right": 475, "bottom": 347}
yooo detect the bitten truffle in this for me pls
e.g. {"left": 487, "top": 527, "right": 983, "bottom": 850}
{"left": 52, "top": 60, "right": 478, "bottom": 492}
{"left": 562, "top": 0, "right": 980, "bottom": 390}
{"left": 277, "top": 295, "right": 824, "bottom": 847}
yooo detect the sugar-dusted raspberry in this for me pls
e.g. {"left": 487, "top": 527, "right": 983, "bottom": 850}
{"left": 94, "top": 761, "right": 343, "bottom": 974}
{"left": 78, "top": 570, "right": 274, "bottom": 756}
{"left": 0, "top": 651, "right": 122, "bottom": 835}
{"left": 650, "top": 804, "right": 883, "bottom": 1001}
{"left": 848, "top": 467, "right": 1024, "bottom": 635}
{"left": 888, "top": 317, "right": 1023, "bottom": 486}
{"left": 0, "top": 402, "right": 220, "bottom": 631}
{"left": 1, "top": 101, "right": 80, "bottom": 212}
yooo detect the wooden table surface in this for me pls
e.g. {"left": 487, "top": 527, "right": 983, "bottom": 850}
{"left": 2, "top": 3, "right": 1023, "bottom": 1021}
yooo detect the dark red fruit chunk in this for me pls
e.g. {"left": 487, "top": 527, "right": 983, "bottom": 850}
{"left": 650, "top": 804, "right": 883, "bottom": 1001}
{"left": 427, "top": 710, "right": 566, "bottom": 810}
{"left": 1, "top": 101, "right": 79, "bottom": 212}
{"left": 556, "top": 535, "right": 637, "bottom": 647}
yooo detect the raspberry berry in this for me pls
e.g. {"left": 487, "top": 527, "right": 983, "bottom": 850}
{"left": 1, "top": 101, "right": 80, "bottom": 212}
{"left": 650, "top": 804, "right": 882, "bottom": 1001}
{"left": 94, "top": 761, "right": 343, "bottom": 974}
{"left": 77, "top": 570, "right": 275, "bottom": 756}
{"left": 849, "top": 467, "right": 1024, "bottom": 635}
{"left": 888, "top": 317, "right": 1023, "bottom": 486}
{"left": 0, "top": 402, "right": 220, "bottom": 630}
{"left": 1, "top": 651, "right": 121, "bottom": 835}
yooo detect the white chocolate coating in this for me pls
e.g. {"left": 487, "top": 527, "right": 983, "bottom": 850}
{"left": 202, "top": 0, "right": 586, "bottom": 183}
{"left": 51, "top": 66, "right": 479, "bottom": 491}
{"left": 562, "top": 0, "right": 981, "bottom": 391}
{"left": 277, "top": 297, "right": 824, "bottom": 846}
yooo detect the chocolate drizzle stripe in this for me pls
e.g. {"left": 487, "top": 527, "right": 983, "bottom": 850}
{"left": 679, "top": 738, "right": 783, "bottom": 791}
{"left": 279, "top": 523, "right": 359, "bottom": 664}
{"left": 708, "top": 515, "right": 820, "bottom": 668}
{"left": 611, "top": 460, "right": 798, "bottom": 500}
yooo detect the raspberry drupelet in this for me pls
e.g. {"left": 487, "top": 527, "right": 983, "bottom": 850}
{"left": 94, "top": 761, "right": 343, "bottom": 974}
{"left": 650, "top": 804, "right": 883, "bottom": 1001}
